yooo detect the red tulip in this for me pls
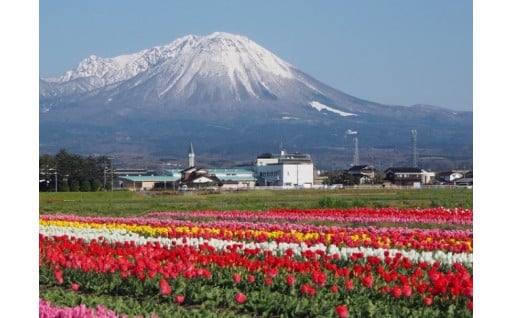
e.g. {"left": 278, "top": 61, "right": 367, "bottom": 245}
{"left": 54, "top": 270, "right": 63, "bottom": 284}
{"left": 423, "top": 297, "right": 433, "bottom": 306}
{"left": 175, "top": 295, "right": 185, "bottom": 304}
{"left": 286, "top": 275, "right": 296, "bottom": 286}
{"left": 234, "top": 292, "right": 247, "bottom": 304}
{"left": 402, "top": 285, "right": 412, "bottom": 298}
{"left": 159, "top": 278, "right": 172, "bottom": 295}
{"left": 361, "top": 274, "right": 374, "bottom": 288}
{"left": 336, "top": 304, "right": 349, "bottom": 318}
{"left": 267, "top": 267, "right": 278, "bottom": 278}
{"left": 300, "top": 284, "right": 316, "bottom": 296}
{"left": 391, "top": 286, "right": 402, "bottom": 298}
{"left": 312, "top": 270, "right": 327, "bottom": 287}
{"left": 233, "top": 273, "right": 242, "bottom": 284}
{"left": 71, "top": 283, "right": 80, "bottom": 291}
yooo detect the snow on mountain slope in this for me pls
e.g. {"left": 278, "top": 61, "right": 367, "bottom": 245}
{"left": 41, "top": 35, "right": 198, "bottom": 94}
{"left": 309, "top": 101, "right": 357, "bottom": 117}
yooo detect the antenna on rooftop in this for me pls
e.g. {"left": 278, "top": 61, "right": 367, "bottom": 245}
{"left": 280, "top": 141, "right": 286, "bottom": 155}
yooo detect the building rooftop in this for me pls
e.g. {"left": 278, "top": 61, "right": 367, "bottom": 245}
{"left": 209, "top": 168, "right": 254, "bottom": 174}
{"left": 385, "top": 167, "right": 423, "bottom": 173}
{"left": 256, "top": 152, "right": 312, "bottom": 164}
{"left": 118, "top": 175, "right": 181, "bottom": 182}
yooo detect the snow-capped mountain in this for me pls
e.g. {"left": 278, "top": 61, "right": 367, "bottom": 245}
{"left": 40, "top": 32, "right": 368, "bottom": 118}
{"left": 40, "top": 32, "right": 472, "bottom": 169}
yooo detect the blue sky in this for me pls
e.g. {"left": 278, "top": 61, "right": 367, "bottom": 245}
{"left": 39, "top": 1, "right": 473, "bottom": 111}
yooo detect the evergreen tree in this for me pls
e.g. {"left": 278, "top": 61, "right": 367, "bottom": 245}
{"left": 39, "top": 149, "right": 115, "bottom": 192}
{"left": 91, "top": 179, "right": 102, "bottom": 191}
{"left": 59, "top": 180, "right": 70, "bottom": 192}
{"left": 80, "top": 180, "right": 91, "bottom": 192}
{"left": 69, "top": 180, "right": 80, "bottom": 192}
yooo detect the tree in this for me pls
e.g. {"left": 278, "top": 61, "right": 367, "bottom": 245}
{"left": 59, "top": 180, "right": 70, "bottom": 192}
{"left": 322, "top": 171, "right": 342, "bottom": 185}
{"left": 39, "top": 153, "right": 57, "bottom": 191}
{"left": 69, "top": 180, "right": 80, "bottom": 192}
{"left": 339, "top": 171, "right": 356, "bottom": 186}
{"left": 80, "top": 180, "right": 91, "bottom": 192}
{"left": 91, "top": 179, "right": 102, "bottom": 191}
{"left": 39, "top": 149, "right": 116, "bottom": 192}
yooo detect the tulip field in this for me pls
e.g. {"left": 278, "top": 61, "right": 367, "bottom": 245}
{"left": 39, "top": 191, "right": 473, "bottom": 318}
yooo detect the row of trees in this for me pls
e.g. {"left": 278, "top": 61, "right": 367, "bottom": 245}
{"left": 322, "top": 170, "right": 385, "bottom": 186}
{"left": 39, "top": 149, "right": 115, "bottom": 192}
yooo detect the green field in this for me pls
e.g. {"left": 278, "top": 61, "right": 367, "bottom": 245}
{"left": 39, "top": 188, "right": 472, "bottom": 217}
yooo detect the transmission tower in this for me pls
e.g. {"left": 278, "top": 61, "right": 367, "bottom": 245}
{"left": 346, "top": 129, "right": 359, "bottom": 166}
{"left": 353, "top": 135, "right": 359, "bottom": 166}
{"left": 411, "top": 129, "right": 418, "bottom": 168}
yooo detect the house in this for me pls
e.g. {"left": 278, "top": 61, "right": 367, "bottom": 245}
{"left": 208, "top": 168, "right": 257, "bottom": 190}
{"left": 454, "top": 178, "right": 473, "bottom": 188}
{"left": 436, "top": 170, "right": 464, "bottom": 183}
{"left": 117, "top": 175, "right": 181, "bottom": 191}
{"left": 384, "top": 167, "right": 423, "bottom": 186}
{"left": 116, "top": 142, "right": 220, "bottom": 191}
{"left": 421, "top": 170, "right": 437, "bottom": 184}
{"left": 347, "top": 165, "right": 376, "bottom": 184}
{"left": 179, "top": 166, "right": 221, "bottom": 189}
{"left": 253, "top": 148, "right": 314, "bottom": 188}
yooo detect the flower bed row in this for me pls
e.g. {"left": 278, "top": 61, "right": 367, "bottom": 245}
{"left": 40, "top": 209, "right": 472, "bottom": 317}
{"left": 40, "top": 215, "right": 472, "bottom": 253}
{"left": 39, "top": 298, "right": 153, "bottom": 318}
{"left": 144, "top": 207, "right": 473, "bottom": 225}
{"left": 40, "top": 224, "right": 472, "bottom": 265}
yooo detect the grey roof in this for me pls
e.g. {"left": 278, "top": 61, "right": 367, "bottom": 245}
{"left": 385, "top": 167, "right": 422, "bottom": 173}
{"left": 454, "top": 178, "right": 473, "bottom": 183}
{"left": 217, "top": 175, "right": 257, "bottom": 182}
{"left": 118, "top": 175, "right": 180, "bottom": 182}
{"left": 208, "top": 168, "right": 256, "bottom": 181}
{"left": 208, "top": 168, "right": 254, "bottom": 174}
{"left": 348, "top": 165, "right": 374, "bottom": 171}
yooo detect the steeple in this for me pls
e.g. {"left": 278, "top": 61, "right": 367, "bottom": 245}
{"left": 188, "top": 142, "right": 195, "bottom": 167}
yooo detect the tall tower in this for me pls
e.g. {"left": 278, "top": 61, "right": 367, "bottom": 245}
{"left": 411, "top": 129, "right": 418, "bottom": 168}
{"left": 346, "top": 129, "right": 359, "bottom": 166}
{"left": 188, "top": 142, "right": 195, "bottom": 167}
{"left": 353, "top": 135, "right": 359, "bottom": 166}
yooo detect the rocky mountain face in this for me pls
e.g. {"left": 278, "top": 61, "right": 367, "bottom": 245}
{"left": 40, "top": 32, "right": 472, "bottom": 170}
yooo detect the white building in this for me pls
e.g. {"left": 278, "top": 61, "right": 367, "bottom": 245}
{"left": 421, "top": 170, "right": 437, "bottom": 184}
{"left": 254, "top": 149, "right": 314, "bottom": 188}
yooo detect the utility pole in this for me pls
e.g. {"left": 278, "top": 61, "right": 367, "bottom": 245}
{"left": 411, "top": 129, "right": 418, "bottom": 168}
{"left": 296, "top": 164, "right": 299, "bottom": 187}
{"left": 110, "top": 156, "right": 114, "bottom": 192}
{"left": 103, "top": 164, "right": 107, "bottom": 192}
